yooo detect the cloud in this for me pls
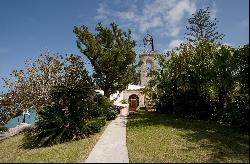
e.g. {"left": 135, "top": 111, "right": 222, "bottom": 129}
{"left": 95, "top": 0, "right": 197, "bottom": 38}
{"left": 222, "top": 42, "right": 233, "bottom": 46}
{"left": 163, "top": 39, "right": 183, "bottom": 53}
{"left": 167, "top": 0, "right": 196, "bottom": 25}
{"left": 210, "top": 1, "right": 217, "bottom": 20}
{"left": 169, "top": 39, "right": 183, "bottom": 49}
{"left": 117, "top": 11, "right": 136, "bottom": 20}
{"left": 94, "top": 1, "right": 110, "bottom": 21}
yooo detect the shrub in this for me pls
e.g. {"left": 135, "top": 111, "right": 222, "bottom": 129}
{"left": 139, "top": 106, "right": 147, "bottom": 110}
{"left": 120, "top": 99, "right": 127, "bottom": 104}
{"left": 94, "top": 94, "right": 118, "bottom": 121}
{"left": 174, "top": 89, "right": 213, "bottom": 120}
{"left": 0, "top": 126, "right": 8, "bottom": 132}
{"left": 25, "top": 84, "right": 106, "bottom": 147}
{"left": 86, "top": 117, "right": 106, "bottom": 133}
{"left": 105, "top": 109, "right": 118, "bottom": 121}
{"left": 214, "top": 95, "right": 249, "bottom": 131}
{"left": 156, "top": 92, "right": 173, "bottom": 114}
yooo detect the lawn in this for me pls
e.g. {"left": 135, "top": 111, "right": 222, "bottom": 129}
{"left": 127, "top": 111, "right": 249, "bottom": 163}
{"left": 0, "top": 122, "right": 110, "bottom": 163}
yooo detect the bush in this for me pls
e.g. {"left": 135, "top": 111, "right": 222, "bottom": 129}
{"left": 0, "top": 126, "right": 8, "bottom": 132}
{"left": 86, "top": 117, "right": 106, "bottom": 133}
{"left": 156, "top": 93, "right": 173, "bottom": 114}
{"left": 105, "top": 109, "right": 118, "bottom": 121}
{"left": 139, "top": 106, "right": 147, "bottom": 110}
{"left": 120, "top": 99, "right": 127, "bottom": 104}
{"left": 175, "top": 89, "right": 213, "bottom": 120}
{"left": 214, "top": 95, "right": 249, "bottom": 131}
{"left": 25, "top": 84, "right": 107, "bottom": 147}
{"left": 94, "top": 94, "right": 118, "bottom": 121}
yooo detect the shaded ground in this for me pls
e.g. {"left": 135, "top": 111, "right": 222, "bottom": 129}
{"left": 0, "top": 122, "right": 109, "bottom": 163}
{"left": 127, "top": 111, "right": 249, "bottom": 163}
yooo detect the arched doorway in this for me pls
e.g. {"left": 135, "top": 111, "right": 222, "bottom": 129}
{"left": 128, "top": 94, "right": 139, "bottom": 111}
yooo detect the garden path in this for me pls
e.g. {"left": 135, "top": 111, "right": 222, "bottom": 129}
{"left": 84, "top": 115, "right": 129, "bottom": 163}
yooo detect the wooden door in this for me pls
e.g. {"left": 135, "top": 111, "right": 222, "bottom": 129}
{"left": 130, "top": 99, "right": 137, "bottom": 111}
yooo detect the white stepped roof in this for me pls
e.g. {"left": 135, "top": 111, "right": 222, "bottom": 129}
{"left": 127, "top": 84, "right": 145, "bottom": 90}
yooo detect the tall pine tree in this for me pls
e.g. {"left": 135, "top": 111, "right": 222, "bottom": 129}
{"left": 185, "top": 7, "right": 225, "bottom": 45}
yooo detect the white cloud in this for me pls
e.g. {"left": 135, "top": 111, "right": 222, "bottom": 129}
{"left": 167, "top": 0, "right": 196, "bottom": 25}
{"left": 94, "top": 2, "right": 110, "bottom": 20}
{"left": 166, "top": 27, "right": 182, "bottom": 38}
{"left": 169, "top": 39, "right": 183, "bottom": 49}
{"left": 163, "top": 39, "right": 184, "bottom": 53}
{"left": 210, "top": 1, "right": 217, "bottom": 20}
{"left": 222, "top": 42, "right": 233, "bottom": 47}
{"left": 95, "top": 0, "right": 197, "bottom": 38}
{"left": 139, "top": 17, "right": 163, "bottom": 33}
{"left": 117, "top": 11, "right": 136, "bottom": 20}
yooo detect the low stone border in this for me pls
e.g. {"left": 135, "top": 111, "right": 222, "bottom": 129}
{"left": 0, "top": 123, "right": 31, "bottom": 141}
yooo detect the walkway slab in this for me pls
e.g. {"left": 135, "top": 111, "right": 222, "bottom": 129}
{"left": 84, "top": 115, "right": 129, "bottom": 163}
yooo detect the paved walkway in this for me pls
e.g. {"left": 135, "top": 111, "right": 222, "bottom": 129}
{"left": 84, "top": 115, "right": 129, "bottom": 163}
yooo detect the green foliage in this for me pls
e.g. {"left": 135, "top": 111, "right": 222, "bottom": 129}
{"left": 0, "top": 53, "right": 93, "bottom": 125}
{"left": 149, "top": 8, "right": 248, "bottom": 132}
{"left": 185, "top": 7, "right": 224, "bottom": 45}
{"left": 0, "top": 126, "right": 8, "bottom": 132}
{"left": 1, "top": 52, "right": 64, "bottom": 116}
{"left": 120, "top": 99, "right": 127, "bottom": 104}
{"left": 22, "top": 60, "right": 105, "bottom": 147}
{"left": 25, "top": 83, "right": 106, "bottom": 147}
{"left": 94, "top": 94, "right": 118, "bottom": 121}
{"left": 84, "top": 117, "right": 106, "bottom": 134}
{"left": 152, "top": 42, "right": 249, "bottom": 131}
{"left": 107, "top": 109, "right": 118, "bottom": 121}
{"left": 24, "top": 79, "right": 118, "bottom": 147}
{"left": 74, "top": 22, "right": 138, "bottom": 97}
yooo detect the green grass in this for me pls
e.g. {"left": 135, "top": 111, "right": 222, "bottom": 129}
{"left": 127, "top": 111, "right": 249, "bottom": 163}
{"left": 0, "top": 122, "right": 110, "bottom": 163}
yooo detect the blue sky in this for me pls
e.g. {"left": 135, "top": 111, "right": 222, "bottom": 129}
{"left": 0, "top": 0, "right": 249, "bottom": 93}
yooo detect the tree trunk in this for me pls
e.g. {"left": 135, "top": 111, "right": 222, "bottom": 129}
{"left": 172, "top": 78, "right": 177, "bottom": 115}
{"left": 104, "top": 90, "right": 111, "bottom": 99}
{"left": 218, "top": 85, "right": 227, "bottom": 109}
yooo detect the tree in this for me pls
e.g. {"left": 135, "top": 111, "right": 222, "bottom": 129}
{"left": 24, "top": 84, "right": 102, "bottom": 147}
{"left": 233, "top": 44, "right": 249, "bottom": 94}
{"left": 146, "top": 7, "right": 249, "bottom": 131}
{"left": 185, "top": 7, "right": 225, "bottom": 45}
{"left": 73, "top": 22, "right": 138, "bottom": 98}
{"left": 0, "top": 52, "right": 64, "bottom": 124}
{"left": 0, "top": 52, "right": 91, "bottom": 125}
{"left": 23, "top": 58, "right": 118, "bottom": 147}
